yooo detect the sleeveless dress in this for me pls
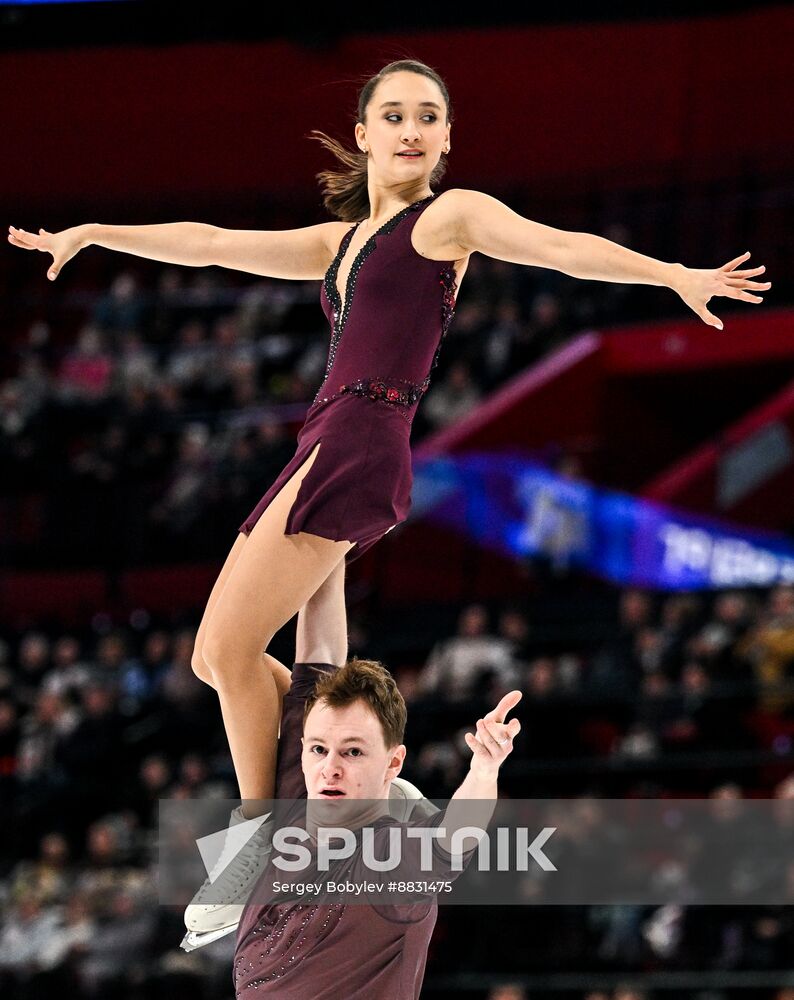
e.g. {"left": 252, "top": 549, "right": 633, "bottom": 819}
{"left": 237, "top": 193, "right": 457, "bottom": 562}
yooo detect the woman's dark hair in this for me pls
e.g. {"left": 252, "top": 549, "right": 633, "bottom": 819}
{"left": 309, "top": 59, "right": 453, "bottom": 222}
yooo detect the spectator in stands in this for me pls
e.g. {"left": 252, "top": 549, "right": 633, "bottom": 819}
{"left": 14, "top": 632, "right": 52, "bottom": 709}
{"left": 496, "top": 606, "right": 533, "bottom": 670}
{"left": 166, "top": 319, "right": 212, "bottom": 398}
{"left": 589, "top": 907, "right": 647, "bottom": 963}
{"left": 130, "top": 754, "right": 172, "bottom": 828}
{"left": 422, "top": 358, "right": 482, "bottom": 430}
{"left": 158, "top": 629, "right": 206, "bottom": 708}
{"left": 438, "top": 295, "right": 491, "bottom": 372}
{"left": 418, "top": 603, "right": 518, "bottom": 701}
{"left": 37, "top": 893, "right": 95, "bottom": 988}
{"left": 118, "top": 629, "right": 172, "bottom": 711}
{"left": 736, "top": 584, "right": 794, "bottom": 713}
{"left": 92, "top": 631, "right": 133, "bottom": 691}
{"left": 42, "top": 635, "right": 92, "bottom": 701}
{"left": 168, "top": 751, "right": 233, "bottom": 803}
{"left": 613, "top": 722, "right": 657, "bottom": 760}
{"left": 16, "top": 689, "right": 78, "bottom": 785}
{"left": 75, "top": 819, "right": 135, "bottom": 893}
{"left": 174, "top": 752, "right": 209, "bottom": 796}
{"left": 487, "top": 986, "right": 528, "bottom": 1000}
{"left": 150, "top": 422, "right": 214, "bottom": 540}
{"left": 211, "top": 428, "right": 274, "bottom": 535}
{"left": 482, "top": 297, "right": 523, "bottom": 389}
{"left": 79, "top": 888, "right": 156, "bottom": 997}
{"left": 687, "top": 590, "right": 755, "bottom": 684}
{"left": 633, "top": 626, "right": 666, "bottom": 675}
{"left": 635, "top": 671, "right": 678, "bottom": 747}
{"left": 114, "top": 329, "right": 157, "bottom": 391}
{"left": 0, "top": 896, "right": 62, "bottom": 990}
{"left": 739, "top": 910, "right": 790, "bottom": 970}
{"left": 58, "top": 683, "right": 126, "bottom": 818}
{"left": 613, "top": 984, "right": 649, "bottom": 1000}
{"left": 520, "top": 656, "right": 583, "bottom": 761}
{"left": 585, "top": 589, "right": 654, "bottom": 706}
{"left": 8, "top": 831, "right": 72, "bottom": 907}
{"left": 157, "top": 628, "right": 218, "bottom": 755}
{"left": 0, "top": 377, "right": 44, "bottom": 444}
{"left": 507, "top": 291, "right": 567, "bottom": 370}
{"left": 92, "top": 270, "right": 148, "bottom": 337}
{"left": 16, "top": 352, "right": 51, "bottom": 415}
{"left": 656, "top": 594, "right": 702, "bottom": 680}
{"left": 666, "top": 661, "right": 749, "bottom": 753}
{"left": 57, "top": 325, "right": 114, "bottom": 402}
{"left": 252, "top": 415, "right": 302, "bottom": 485}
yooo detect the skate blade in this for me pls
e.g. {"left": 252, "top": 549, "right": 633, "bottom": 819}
{"left": 180, "top": 924, "right": 237, "bottom": 952}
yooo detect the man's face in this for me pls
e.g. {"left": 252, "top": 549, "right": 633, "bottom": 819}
{"left": 301, "top": 698, "right": 405, "bottom": 801}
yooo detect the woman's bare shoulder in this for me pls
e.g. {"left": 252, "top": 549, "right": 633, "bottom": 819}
{"left": 413, "top": 188, "right": 483, "bottom": 262}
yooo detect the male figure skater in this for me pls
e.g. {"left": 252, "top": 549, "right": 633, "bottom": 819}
{"left": 181, "top": 562, "right": 441, "bottom": 950}
{"left": 185, "top": 561, "right": 521, "bottom": 998}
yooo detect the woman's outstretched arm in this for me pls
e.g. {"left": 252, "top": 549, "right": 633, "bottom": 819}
{"left": 437, "top": 189, "right": 771, "bottom": 331}
{"left": 8, "top": 219, "right": 348, "bottom": 282}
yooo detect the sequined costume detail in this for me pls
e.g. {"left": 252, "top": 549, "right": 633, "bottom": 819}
{"left": 315, "top": 193, "right": 442, "bottom": 406}
{"left": 339, "top": 377, "right": 428, "bottom": 406}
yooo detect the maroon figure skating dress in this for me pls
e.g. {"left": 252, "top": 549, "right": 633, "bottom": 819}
{"left": 238, "top": 193, "right": 457, "bottom": 562}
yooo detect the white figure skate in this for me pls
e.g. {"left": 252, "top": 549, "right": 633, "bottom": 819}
{"left": 180, "top": 805, "right": 273, "bottom": 952}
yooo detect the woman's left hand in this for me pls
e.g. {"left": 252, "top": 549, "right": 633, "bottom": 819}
{"left": 673, "top": 251, "right": 771, "bottom": 330}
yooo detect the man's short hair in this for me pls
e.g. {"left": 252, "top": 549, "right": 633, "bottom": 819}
{"left": 303, "top": 658, "right": 406, "bottom": 748}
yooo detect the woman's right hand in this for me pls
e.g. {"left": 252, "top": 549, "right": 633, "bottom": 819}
{"left": 7, "top": 224, "right": 89, "bottom": 280}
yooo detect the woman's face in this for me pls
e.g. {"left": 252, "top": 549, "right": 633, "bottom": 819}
{"left": 357, "top": 71, "right": 450, "bottom": 184}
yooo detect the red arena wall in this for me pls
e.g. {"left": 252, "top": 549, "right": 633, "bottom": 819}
{"left": 2, "top": 6, "right": 791, "bottom": 205}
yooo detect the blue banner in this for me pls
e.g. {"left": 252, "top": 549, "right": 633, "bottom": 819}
{"left": 411, "top": 453, "right": 794, "bottom": 591}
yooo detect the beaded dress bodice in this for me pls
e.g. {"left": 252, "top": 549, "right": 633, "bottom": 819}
{"left": 313, "top": 193, "right": 457, "bottom": 420}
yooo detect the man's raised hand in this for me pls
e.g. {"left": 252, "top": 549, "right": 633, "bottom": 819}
{"left": 465, "top": 690, "right": 522, "bottom": 776}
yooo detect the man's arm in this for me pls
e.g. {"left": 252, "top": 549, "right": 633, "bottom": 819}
{"left": 434, "top": 691, "right": 522, "bottom": 855}
{"left": 274, "top": 663, "right": 335, "bottom": 800}
{"left": 274, "top": 560, "right": 348, "bottom": 799}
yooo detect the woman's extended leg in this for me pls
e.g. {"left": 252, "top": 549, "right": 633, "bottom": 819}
{"left": 190, "top": 451, "right": 347, "bottom": 771}
{"left": 190, "top": 533, "right": 246, "bottom": 690}
{"left": 191, "top": 532, "right": 294, "bottom": 701}
{"left": 200, "top": 441, "right": 354, "bottom": 806}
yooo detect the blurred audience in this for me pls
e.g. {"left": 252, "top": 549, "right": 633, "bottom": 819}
{"left": 1, "top": 581, "right": 793, "bottom": 998}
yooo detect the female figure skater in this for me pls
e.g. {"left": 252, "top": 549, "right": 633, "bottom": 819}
{"left": 9, "top": 56, "right": 769, "bottom": 923}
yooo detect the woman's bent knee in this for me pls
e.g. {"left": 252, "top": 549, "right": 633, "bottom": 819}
{"left": 202, "top": 632, "right": 269, "bottom": 688}
{"left": 191, "top": 650, "right": 216, "bottom": 687}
